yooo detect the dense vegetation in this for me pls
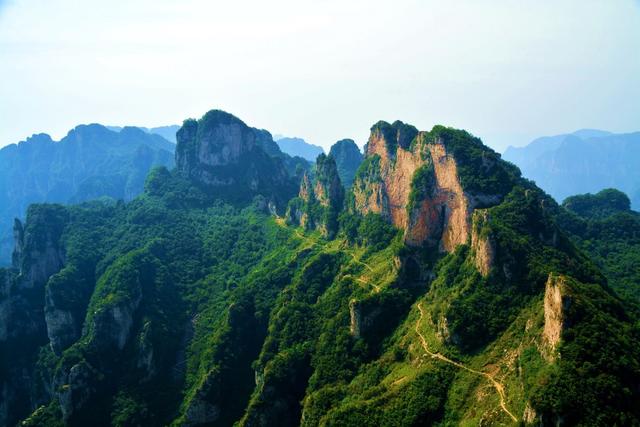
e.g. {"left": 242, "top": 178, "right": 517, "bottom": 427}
{"left": 2, "top": 112, "right": 639, "bottom": 427}
{"left": 557, "top": 188, "right": 640, "bottom": 308}
{"left": 0, "top": 125, "right": 175, "bottom": 266}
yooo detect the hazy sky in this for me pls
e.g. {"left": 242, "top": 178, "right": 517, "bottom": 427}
{"left": 1, "top": 0, "right": 639, "bottom": 152}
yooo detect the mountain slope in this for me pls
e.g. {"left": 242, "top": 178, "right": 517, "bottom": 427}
{"left": 556, "top": 188, "right": 640, "bottom": 309}
{"left": 0, "top": 125, "right": 175, "bottom": 266}
{"left": 503, "top": 130, "right": 640, "bottom": 209}
{"left": 1, "top": 111, "right": 638, "bottom": 427}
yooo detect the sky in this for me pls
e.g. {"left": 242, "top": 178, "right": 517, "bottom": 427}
{"left": 0, "top": 0, "right": 639, "bottom": 152}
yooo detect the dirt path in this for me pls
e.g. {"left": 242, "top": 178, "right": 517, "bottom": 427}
{"left": 415, "top": 303, "right": 518, "bottom": 423}
{"left": 282, "top": 220, "right": 381, "bottom": 293}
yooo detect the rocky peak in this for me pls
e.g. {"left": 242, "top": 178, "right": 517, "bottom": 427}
{"left": 176, "top": 110, "right": 258, "bottom": 174}
{"left": 368, "top": 120, "right": 419, "bottom": 156}
{"left": 175, "top": 109, "right": 296, "bottom": 207}
{"left": 286, "top": 154, "right": 344, "bottom": 237}
{"left": 329, "top": 139, "right": 363, "bottom": 188}
{"left": 314, "top": 154, "right": 344, "bottom": 208}
{"left": 352, "top": 122, "right": 514, "bottom": 251}
{"left": 299, "top": 172, "right": 313, "bottom": 201}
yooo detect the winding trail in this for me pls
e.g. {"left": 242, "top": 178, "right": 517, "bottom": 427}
{"left": 279, "top": 218, "right": 517, "bottom": 422}
{"left": 415, "top": 303, "right": 518, "bottom": 423}
{"left": 283, "top": 219, "right": 381, "bottom": 293}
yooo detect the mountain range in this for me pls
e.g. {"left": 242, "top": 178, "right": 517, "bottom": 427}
{"left": 0, "top": 125, "right": 176, "bottom": 267}
{"left": 503, "top": 129, "right": 640, "bottom": 208}
{"left": 0, "top": 111, "right": 638, "bottom": 426}
{"left": 274, "top": 136, "right": 325, "bottom": 162}
{"left": 106, "top": 125, "right": 181, "bottom": 143}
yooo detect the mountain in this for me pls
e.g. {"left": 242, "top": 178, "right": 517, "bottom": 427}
{"left": 275, "top": 136, "right": 324, "bottom": 162}
{"left": 556, "top": 188, "right": 640, "bottom": 308}
{"left": 503, "top": 130, "right": 640, "bottom": 209}
{"left": 174, "top": 110, "right": 299, "bottom": 208}
{"left": 1, "top": 110, "right": 638, "bottom": 427}
{"left": 328, "top": 138, "right": 362, "bottom": 188}
{"left": 285, "top": 153, "right": 344, "bottom": 238}
{"left": 107, "top": 125, "right": 181, "bottom": 143}
{"left": 0, "top": 125, "right": 175, "bottom": 267}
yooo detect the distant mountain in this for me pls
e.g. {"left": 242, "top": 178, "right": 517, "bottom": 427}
{"left": 503, "top": 130, "right": 640, "bottom": 209}
{"left": 107, "top": 125, "right": 180, "bottom": 143}
{"left": 0, "top": 124, "right": 175, "bottom": 266}
{"left": 275, "top": 136, "right": 324, "bottom": 162}
{"left": 328, "top": 138, "right": 362, "bottom": 188}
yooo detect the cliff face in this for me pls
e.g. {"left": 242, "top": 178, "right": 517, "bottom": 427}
{"left": 543, "top": 274, "right": 570, "bottom": 360}
{"left": 286, "top": 154, "right": 344, "bottom": 237}
{"left": 352, "top": 121, "right": 511, "bottom": 251}
{"left": 175, "top": 110, "right": 297, "bottom": 208}
{"left": 0, "top": 205, "right": 69, "bottom": 427}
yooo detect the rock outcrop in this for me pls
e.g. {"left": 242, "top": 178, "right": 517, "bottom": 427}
{"left": 352, "top": 121, "right": 508, "bottom": 252}
{"left": 543, "top": 274, "right": 570, "bottom": 360}
{"left": 470, "top": 210, "right": 495, "bottom": 277}
{"left": 0, "top": 205, "right": 69, "bottom": 427}
{"left": 286, "top": 154, "right": 344, "bottom": 237}
{"left": 329, "top": 139, "right": 363, "bottom": 188}
{"left": 175, "top": 110, "right": 297, "bottom": 208}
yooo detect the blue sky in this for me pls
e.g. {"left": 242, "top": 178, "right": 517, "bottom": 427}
{"left": 1, "top": 0, "right": 639, "bottom": 152}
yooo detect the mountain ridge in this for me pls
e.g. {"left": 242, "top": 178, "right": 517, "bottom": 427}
{"left": 0, "top": 110, "right": 638, "bottom": 427}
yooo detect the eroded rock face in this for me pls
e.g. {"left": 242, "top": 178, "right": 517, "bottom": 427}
{"left": 54, "top": 360, "right": 98, "bottom": 422}
{"left": 471, "top": 210, "right": 495, "bottom": 277}
{"left": 349, "top": 299, "right": 382, "bottom": 338}
{"left": 286, "top": 154, "right": 344, "bottom": 237}
{"left": 175, "top": 110, "right": 295, "bottom": 207}
{"left": 352, "top": 121, "right": 503, "bottom": 252}
{"left": 0, "top": 207, "right": 69, "bottom": 426}
{"left": 543, "top": 274, "right": 570, "bottom": 360}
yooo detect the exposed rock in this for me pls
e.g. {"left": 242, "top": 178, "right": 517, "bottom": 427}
{"left": 349, "top": 299, "right": 382, "bottom": 338}
{"left": 44, "top": 299, "right": 77, "bottom": 355}
{"left": 94, "top": 291, "right": 142, "bottom": 351}
{"left": 184, "top": 397, "right": 220, "bottom": 426}
{"left": 352, "top": 122, "right": 504, "bottom": 252}
{"left": 54, "top": 360, "right": 98, "bottom": 422}
{"left": 175, "top": 110, "right": 296, "bottom": 207}
{"left": 471, "top": 210, "right": 495, "bottom": 277}
{"left": 543, "top": 274, "right": 571, "bottom": 360}
{"left": 136, "top": 322, "right": 156, "bottom": 381}
{"left": 286, "top": 154, "right": 344, "bottom": 237}
{"left": 523, "top": 402, "right": 538, "bottom": 424}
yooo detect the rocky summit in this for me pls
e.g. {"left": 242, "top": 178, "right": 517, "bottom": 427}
{"left": 0, "top": 109, "right": 638, "bottom": 427}
{"left": 175, "top": 110, "right": 297, "bottom": 209}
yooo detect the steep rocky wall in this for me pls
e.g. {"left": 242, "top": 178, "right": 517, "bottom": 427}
{"left": 470, "top": 210, "right": 495, "bottom": 277}
{"left": 352, "top": 123, "right": 499, "bottom": 252}
{"left": 543, "top": 274, "right": 570, "bottom": 360}
{"left": 175, "top": 110, "right": 296, "bottom": 208}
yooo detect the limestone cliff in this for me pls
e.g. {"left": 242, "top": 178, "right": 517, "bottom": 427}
{"left": 543, "top": 274, "right": 570, "bottom": 360}
{"left": 286, "top": 154, "right": 345, "bottom": 237}
{"left": 175, "top": 110, "right": 297, "bottom": 208}
{"left": 0, "top": 205, "right": 69, "bottom": 427}
{"left": 470, "top": 210, "right": 495, "bottom": 277}
{"left": 352, "top": 121, "right": 513, "bottom": 252}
